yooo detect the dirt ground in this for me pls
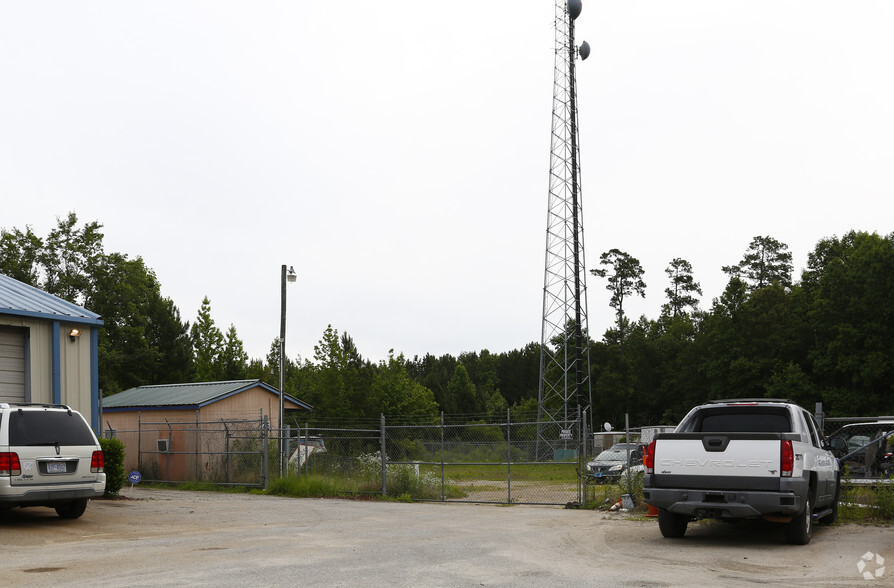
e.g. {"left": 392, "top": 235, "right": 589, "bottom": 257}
{"left": 1, "top": 487, "right": 891, "bottom": 587}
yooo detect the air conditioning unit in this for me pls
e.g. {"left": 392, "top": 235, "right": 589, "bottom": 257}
{"left": 157, "top": 439, "right": 171, "bottom": 452}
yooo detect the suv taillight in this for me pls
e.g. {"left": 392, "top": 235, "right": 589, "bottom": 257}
{"left": 645, "top": 440, "right": 656, "bottom": 474}
{"left": 0, "top": 452, "right": 22, "bottom": 476}
{"left": 780, "top": 440, "right": 793, "bottom": 477}
{"left": 91, "top": 451, "right": 104, "bottom": 473}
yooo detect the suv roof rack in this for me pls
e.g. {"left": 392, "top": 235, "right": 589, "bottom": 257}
{"left": 1, "top": 402, "right": 72, "bottom": 410}
{"left": 708, "top": 398, "right": 794, "bottom": 404}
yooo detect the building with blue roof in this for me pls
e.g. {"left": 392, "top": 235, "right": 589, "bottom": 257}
{"left": 0, "top": 273, "right": 104, "bottom": 430}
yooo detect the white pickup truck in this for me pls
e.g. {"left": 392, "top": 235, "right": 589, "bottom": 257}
{"left": 643, "top": 399, "right": 839, "bottom": 545}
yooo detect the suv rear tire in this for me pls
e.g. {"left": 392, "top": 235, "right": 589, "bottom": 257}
{"left": 55, "top": 499, "right": 89, "bottom": 519}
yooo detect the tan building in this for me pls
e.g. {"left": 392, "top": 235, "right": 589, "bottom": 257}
{"left": 0, "top": 273, "right": 103, "bottom": 430}
{"left": 101, "top": 380, "right": 312, "bottom": 482}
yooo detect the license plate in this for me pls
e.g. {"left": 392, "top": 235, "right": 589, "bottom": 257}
{"left": 47, "top": 462, "right": 67, "bottom": 474}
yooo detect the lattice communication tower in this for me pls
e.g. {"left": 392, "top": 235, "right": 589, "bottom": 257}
{"left": 536, "top": 0, "right": 592, "bottom": 458}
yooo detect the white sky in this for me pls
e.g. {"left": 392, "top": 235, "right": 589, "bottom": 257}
{"left": 2, "top": 1, "right": 892, "bottom": 364}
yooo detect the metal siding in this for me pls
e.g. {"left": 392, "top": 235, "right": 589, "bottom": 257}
{"left": 52, "top": 320, "right": 61, "bottom": 404}
{"left": 27, "top": 320, "right": 52, "bottom": 403}
{"left": 0, "top": 326, "right": 25, "bottom": 401}
{"left": 91, "top": 326, "right": 99, "bottom": 431}
{"left": 60, "top": 323, "right": 92, "bottom": 416}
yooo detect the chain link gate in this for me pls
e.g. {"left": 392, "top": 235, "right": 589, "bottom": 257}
{"left": 380, "top": 412, "right": 587, "bottom": 506}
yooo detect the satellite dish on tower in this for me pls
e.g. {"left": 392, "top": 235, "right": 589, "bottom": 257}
{"left": 568, "top": 0, "right": 582, "bottom": 20}
{"left": 579, "top": 41, "right": 590, "bottom": 60}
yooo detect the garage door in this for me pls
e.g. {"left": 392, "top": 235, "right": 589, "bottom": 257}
{"left": 0, "top": 327, "right": 26, "bottom": 402}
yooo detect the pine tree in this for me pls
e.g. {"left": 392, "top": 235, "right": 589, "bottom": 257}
{"left": 190, "top": 296, "right": 224, "bottom": 382}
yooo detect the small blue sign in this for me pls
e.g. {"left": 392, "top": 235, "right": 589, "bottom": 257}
{"left": 128, "top": 470, "right": 142, "bottom": 485}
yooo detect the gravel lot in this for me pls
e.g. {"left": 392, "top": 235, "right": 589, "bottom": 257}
{"left": 0, "top": 488, "right": 891, "bottom": 587}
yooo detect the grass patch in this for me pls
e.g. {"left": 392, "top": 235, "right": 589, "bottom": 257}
{"left": 839, "top": 476, "right": 894, "bottom": 524}
{"left": 267, "top": 474, "right": 353, "bottom": 498}
{"left": 132, "top": 481, "right": 252, "bottom": 493}
{"left": 440, "top": 462, "right": 578, "bottom": 483}
{"left": 583, "top": 473, "right": 648, "bottom": 514}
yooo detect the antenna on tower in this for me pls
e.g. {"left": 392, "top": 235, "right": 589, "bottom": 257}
{"left": 536, "top": 0, "right": 593, "bottom": 461}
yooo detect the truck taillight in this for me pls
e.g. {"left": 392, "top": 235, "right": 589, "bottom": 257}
{"left": 645, "top": 440, "right": 656, "bottom": 474}
{"left": 91, "top": 450, "right": 104, "bottom": 473}
{"left": 780, "top": 440, "right": 793, "bottom": 477}
{"left": 0, "top": 452, "right": 22, "bottom": 476}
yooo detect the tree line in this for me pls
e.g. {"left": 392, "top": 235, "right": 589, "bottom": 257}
{"left": 2, "top": 214, "right": 891, "bottom": 424}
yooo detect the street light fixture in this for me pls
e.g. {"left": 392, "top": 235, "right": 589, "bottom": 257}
{"left": 279, "top": 264, "right": 297, "bottom": 477}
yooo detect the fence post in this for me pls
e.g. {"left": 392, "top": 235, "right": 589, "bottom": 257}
{"left": 440, "top": 412, "right": 445, "bottom": 501}
{"left": 223, "top": 421, "right": 231, "bottom": 485}
{"left": 262, "top": 415, "right": 269, "bottom": 489}
{"left": 624, "top": 413, "right": 631, "bottom": 501}
{"left": 195, "top": 409, "right": 200, "bottom": 482}
{"left": 137, "top": 411, "right": 142, "bottom": 473}
{"left": 380, "top": 414, "right": 387, "bottom": 496}
{"left": 507, "top": 408, "right": 512, "bottom": 504}
{"left": 581, "top": 407, "right": 587, "bottom": 509}
{"left": 304, "top": 422, "right": 310, "bottom": 476}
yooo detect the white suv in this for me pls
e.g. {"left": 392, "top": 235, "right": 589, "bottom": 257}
{"left": 0, "top": 403, "right": 106, "bottom": 518}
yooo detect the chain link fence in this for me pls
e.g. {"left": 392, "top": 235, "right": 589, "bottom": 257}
{"left": 105, "top": 409, "right": 892, "bottom": 496}
{"left": 105, "top": 415, "right": 270, "bottom": 487}
{"left": 821, "top": 416, "right": 894, "bottom": 480}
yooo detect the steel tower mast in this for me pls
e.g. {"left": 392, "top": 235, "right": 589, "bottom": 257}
{"left": 537, "top": 0, "right": 592, "bottom": 458}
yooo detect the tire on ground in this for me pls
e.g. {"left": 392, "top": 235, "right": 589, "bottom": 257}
{"left": 784, "top": 494, "right": 813, "bottom": 545}
{"left": 55, "top": 498, "right": 89, "bottom": 519}
{"left": 657, "top": 508, "right": 689, "bottom": 538}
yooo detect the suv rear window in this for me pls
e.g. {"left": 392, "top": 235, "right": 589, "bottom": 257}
{"left": 686, "top": 407, "right": 792, "bottom": 433}
{"left": 9, "top": 411, "right": 95, "bottom": 446}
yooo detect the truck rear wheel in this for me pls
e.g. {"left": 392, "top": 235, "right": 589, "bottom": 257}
{"left": 657, "top": 508, "right": 689, "bottom": 538}
{"left": 784, "top": 495, "right": 813, "bottom": 545}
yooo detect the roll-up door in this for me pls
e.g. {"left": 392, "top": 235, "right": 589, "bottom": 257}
{"left": 0, "top": 327, "right": 26, "bottom": 402}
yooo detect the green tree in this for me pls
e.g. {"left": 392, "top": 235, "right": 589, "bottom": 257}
{"left": 590, "top": 249, "right": 646, "bottom": 339}
{"left": 370, "top": 350, "right": 438, "bottom": 417}
{"left": 494, "top": 342, "right": 540, "bottom": 406}
{"left": 801, "top": 231, "right": 894, "bottom": 415}
{"left": 301, "top": 325, "right": 355, "bottom": 420}
{"left": 190, "top": 296, "right": 224, "bottom": 382}
{"left": 0, "top": 225, "right": 43, "bottom": 285}
{"left": 40, "top": 212, "right": 105, "bottom": 305}
{"left": 407, "top": 353, "right": 458, "bottom": 413}
{"left": 722, "top": 235, "right": 793, "bottom": 291}
{"left": 218, "top": 324, "right": 248, "bottom": 380}
{"left": 340, "top": 332, "right": 375, "bottom": 417}
{"left": 144, "top": 294, "right": 194, "bottom": 385}
{"left": 447, "top": 364, "right": 478, "bottom": 414}
{"left": 663, "top": 258, "right": 702, "bottom": 318}
{"left": 91, "top": 253, "right": 164, "bottom": 394}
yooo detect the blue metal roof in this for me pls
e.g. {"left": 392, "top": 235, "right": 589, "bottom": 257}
{"left": 102, "top": 379, "right": 312, "bottom": 411}
{"left": 0, "top": 273, "right": 103, "bottom": 325}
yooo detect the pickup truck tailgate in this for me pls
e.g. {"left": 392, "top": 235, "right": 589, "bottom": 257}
{"left": 652, "top": 433, "right": 791, "bottom": 491}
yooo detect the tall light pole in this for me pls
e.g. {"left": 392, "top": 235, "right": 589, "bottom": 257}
{"left": 279, "top": 264, "right": 297, "bottom": 477}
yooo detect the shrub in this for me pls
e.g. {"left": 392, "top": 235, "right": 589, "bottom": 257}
{"left": 99, "top": 437, "right": 127, "bottom": 498}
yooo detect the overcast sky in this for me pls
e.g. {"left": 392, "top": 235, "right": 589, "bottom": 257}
{"left": 2, "top": 1, "right": 892, "bottom": 364}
